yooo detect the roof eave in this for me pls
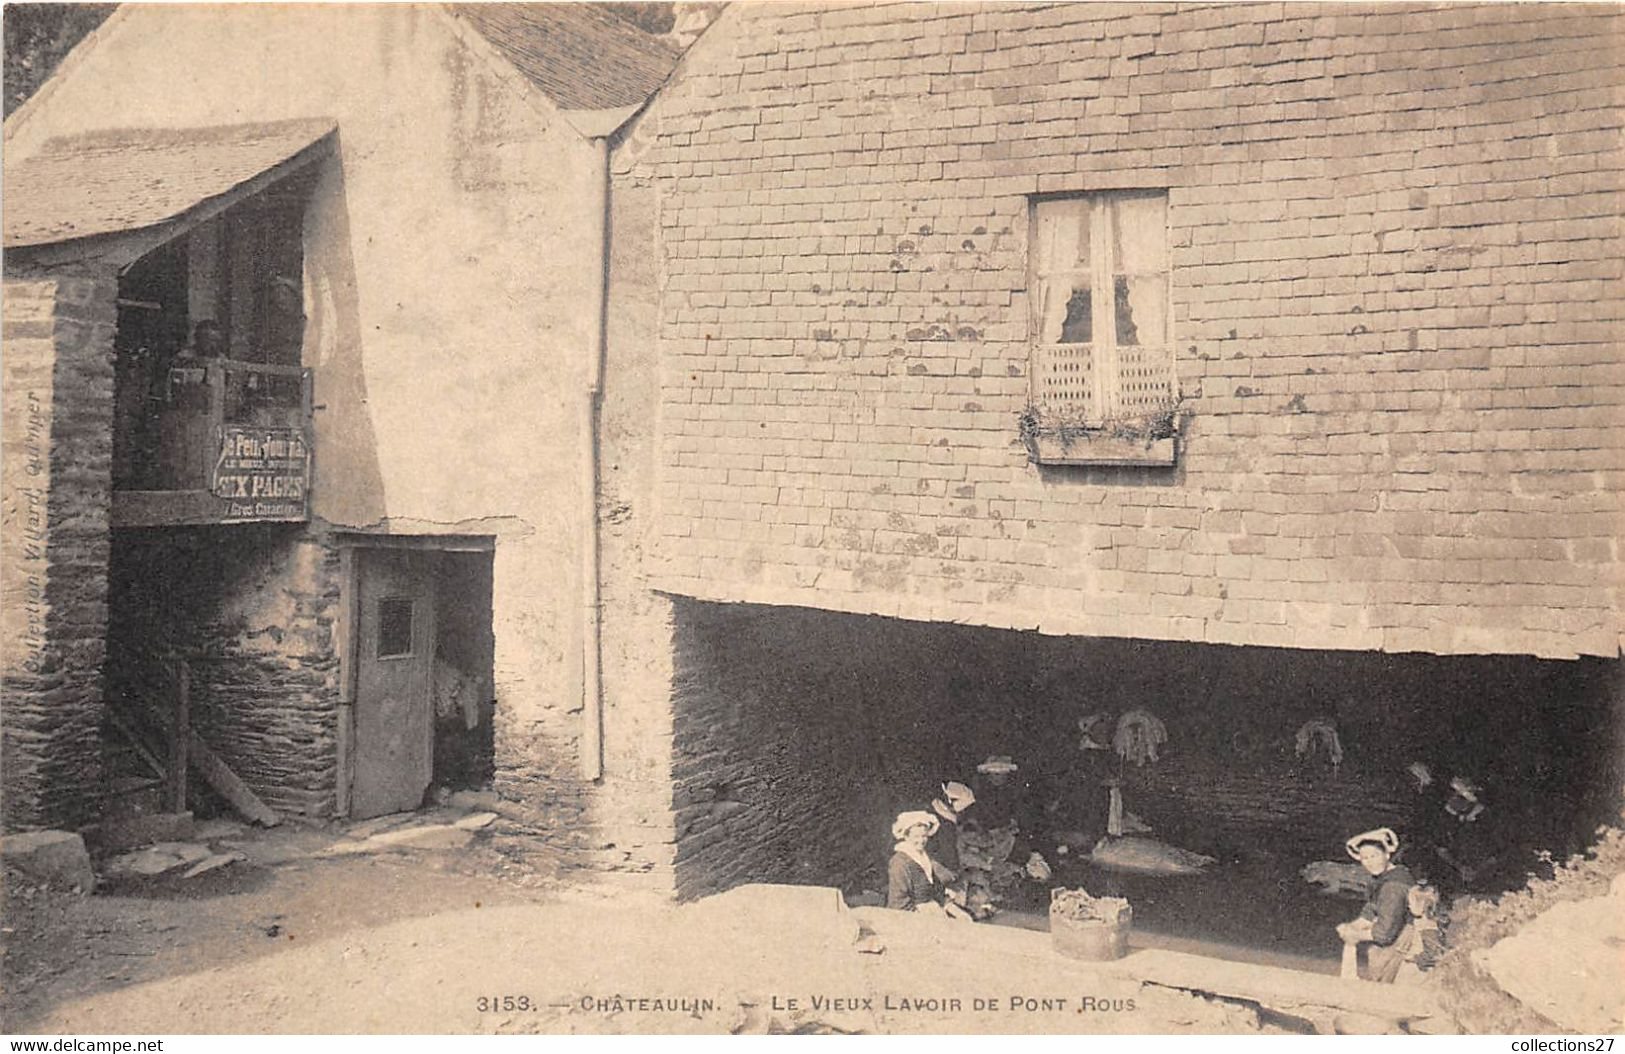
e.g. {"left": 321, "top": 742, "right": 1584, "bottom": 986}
{"left": 5, "top": 128, "right": 337, "bottom": 270}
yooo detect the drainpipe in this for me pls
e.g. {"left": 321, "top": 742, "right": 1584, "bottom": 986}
{"left": 581, "top": 135, "right": 610, "bottom": 781}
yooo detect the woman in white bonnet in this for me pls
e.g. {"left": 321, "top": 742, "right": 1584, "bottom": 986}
{"left": 887, "top": 811, "right": 970, "bottom": 918}
{"left": 1336, "top": 826, "right": 1416, "bottom": 981}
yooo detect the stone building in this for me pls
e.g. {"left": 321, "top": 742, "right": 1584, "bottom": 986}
{"left": 603, "top": 0, "right": 1625, "bottom": 898}
{"left": 4, "top": 2, "right": 1623, "bottom": 914}
{"left": 1, "top": 5, "right": 683, "bottom": 875}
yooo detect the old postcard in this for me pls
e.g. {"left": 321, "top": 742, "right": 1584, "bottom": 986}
{"left": 2, "top": 0, "right": 1621, "bottom": 1038}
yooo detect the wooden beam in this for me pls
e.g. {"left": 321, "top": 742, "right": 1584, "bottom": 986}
{"left": 112, "top": 488, "right": 308, "bottom": 528}
{"left": 335, "top": 546, "right": 357, "bottom": 819}
{"left": 105, "top": 705, "right": 167, "bottom": 780}
{"left": 187, "top": 732, "right": 280, "bottom": 827}
{"left": 110, "top": 687, "right": 280, "bottom": 827}
{"left": 332, "top": 533, "right": 496, "bottom": 552}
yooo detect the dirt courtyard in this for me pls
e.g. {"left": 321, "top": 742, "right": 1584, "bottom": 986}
{"left": 2, "top": 821, "right": 555, "bottom": 1033}
{"left": 2, "top": 819, "right": 1270, "bottom": 1036}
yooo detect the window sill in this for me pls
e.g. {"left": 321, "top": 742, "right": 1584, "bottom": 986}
{"left": 1024, "top": 433, "right": 1177, "bottom": 467}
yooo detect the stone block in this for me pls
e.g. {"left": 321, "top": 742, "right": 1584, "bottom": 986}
{"left": 1, "top": 830, "right": 96, "bottom": 892}
{"left": 1474, "top": 884, "right": 1625, "bottom": 1034}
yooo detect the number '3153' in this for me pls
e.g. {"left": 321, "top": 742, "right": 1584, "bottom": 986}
{"left": 476, "top": 995, "right": 533, "bottom": 1012}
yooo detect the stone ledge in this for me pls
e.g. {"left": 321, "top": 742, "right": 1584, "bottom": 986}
{"left": 850, "top": 906, "right": 1448, "bottom": 1030}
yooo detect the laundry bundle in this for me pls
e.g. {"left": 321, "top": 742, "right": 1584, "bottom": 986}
{"left": 1294, "top": 718, "right": 1344, "bottom": 770}
{"left": 1089, "top": 835, "right": 1215, "bottom": 875}
{"left": 1300, "top": 859, "right": 1374, "bottom": 897}
{"left": 1050, "top": 887, "right": 1131, "bottom": 926}
{"left": 1113, "top": 708, "right": 1168, "bottom": 767}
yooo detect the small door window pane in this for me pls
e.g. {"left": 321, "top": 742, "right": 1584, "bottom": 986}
{"left": 378, "top": 596, "right": 414, "bottom": 658}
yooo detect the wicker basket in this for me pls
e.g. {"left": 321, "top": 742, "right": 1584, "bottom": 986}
{"left": 1050, "top": 904, "right": 1132, "bottom": 962}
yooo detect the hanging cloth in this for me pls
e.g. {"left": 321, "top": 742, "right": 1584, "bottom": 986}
{"left": 1107, "top": 783, "right": 1125, "bottom": 838}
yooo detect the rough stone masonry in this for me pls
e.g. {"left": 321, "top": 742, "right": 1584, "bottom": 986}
{"left": 2, "top": 270, "right": 118, "bottom": 830}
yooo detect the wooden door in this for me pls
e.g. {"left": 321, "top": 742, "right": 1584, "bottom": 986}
{"left": 350, "top": 548, "right": 436, "bottom": 819}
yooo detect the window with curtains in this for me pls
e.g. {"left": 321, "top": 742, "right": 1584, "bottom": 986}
{"left": 1029, "top": 191, "right": 1177, "bottom": 430}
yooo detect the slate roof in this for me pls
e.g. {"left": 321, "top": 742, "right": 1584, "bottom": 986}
{"left": 3, "top": 118, "right": 335, "bottom": 249}
{"left": 452, "top": 2, "right": 683, "bottom": 112}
